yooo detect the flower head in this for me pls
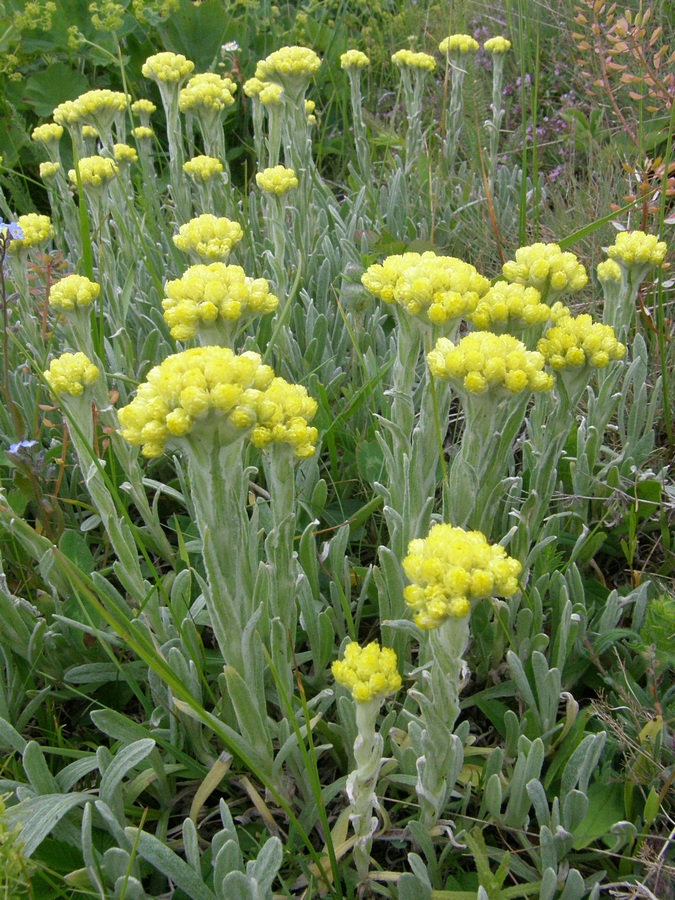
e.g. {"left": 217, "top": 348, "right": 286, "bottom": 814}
{"left": 597, "top": 258, "right": 622, "bottom": 284}
{"left": 483, "top": 36, "right": 512, "bottom": 54}
{"left": 332, "top": 641, "right": 401, "bottom": 704}
{"left": 537, "top": 314, "right": 626, "bottom": 370}
{"left": 341, "top": 50, "right": 370, "bottom": 70}
{"left": 131, "top": 98, "right": 157, "bottom": 117}
{"left": 142, "top": 51, "right": 195, "bottom": 83}
{"left": 361, "top": 251, "right": 490, "bottom": 325}
{"left": 132, "top": 126, "right": 154, "bottom": 141}
{"left": 31, "top": 122, "right": 64, "bottom": 144}
{"left": 469, "top": 281, "right": 549, "bottom": 331}
{"left": 391, "top": 49, "right": 436, "bottom": 71}
{"left": 173, "top": 214, "right": 243, "bottom": 261}
{"left": 183, "top": 155, "right": 224, "bottom": 183}
{"left": 162, "top": 263, "right": 278, "bottom": 340}
{"left": 256, "top": 165, "right": 299, "bottom": 195}
{"left": 44, "top": 352, "right": 100, "bottom": 397}
{"left": 439, "top": 34, "right": 480, "bottom": 54}
{"left": 259, "top": 83, "right": 284, "bottom": 106}
{"left": 403, "top": 524, "right": 522, "bottom": 629}
{"left": 68, "top": 156, "right": 119, "bottom": 188}
{"left": 8, "top": 213, "right": 54, "bottom": 251}
{"left": 255, "top": 46, "right": 321, "bottom": 88}
{"left": 113, "top": 143, "right": 138, "bottom": 164}
{"left": 606, "top": 230, "right": 667, "bottom": 268}
{"left": 503, "top": 243, "right": 588, "bottom": 297}
{"left": 72, "top": 89, "right": 129, "bottom": 120}
{"left": 49, "top": 274, "right": 101, "bottom": 311}
{"left": 118, "top": 347, "right": 316, "bottom": 459}
{"left": 179, "top": 73, "right": 237, "bottom": 113}
{"left": 428, "top": 331, "right": 554, "bottom": 394}
{"left": 243, "top": 77, "right": 268, "bottom": 98}
{"left": 40, "top": 161, "right": 62, "bottom": 180}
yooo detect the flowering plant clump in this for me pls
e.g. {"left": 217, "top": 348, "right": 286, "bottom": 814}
{"left": 141, "top": 51, "right": 195, "bottom": 83}
{"left": 68, "top": 156, "right": 119, "bottom": 188}
{"left": 502, "top": 243, "right": 589, "bottom": 296}
{"left": 361, "top": 251, "right": 490, "bottom": 325}
{"left": 183, "top": 155, "right": 224, "bottom": 183}
{"left": 8, "top": 213, "right": 54, "bottom": 250}
{"left": 391, "top": 49, "right": 436, "bottom": 71}
{"left": 606, "top": 230, "right": 667, "bottom": 268}
{"left": 402, "top": 524, "right": 522, "bottom": 628}
{"left": 428, "top": 331, "right": 554, "bottom": 393}
{"left": 537, "top": 314, "right": 626, "bottom": 370}
{"left": 161, "top": 263, "right": 279, "bottom": 340}
{"left": 332, "top": 641, "right": 401, "bottom": 703}
{"left": 31, "top": 123, "right": 64, "bottom": 145}
{"left": 179, "top": 73, "right": 237, "bottom": 113}
{"left": 118, "top": 347, "right": 317, "bottom": 458}
{"left": 469, "top": 281, "right": 549, "bottom": 330}
{"left": 439, "top": 34, "right": 480, "bottom": 54}
{"left": 256, "top": 166, "right": 299, "bottom": 195}
{"left": 483, "top": 36, "right": 512, "bottom": 53}
{"left": 340, "top": 49, "right": 370, "bottom": 69}
{"left": 172, "top": 215, "right": 243, "bottom": 261}
{"left": 49, "top": 274, "right": 101, "bottom": 311}
{"left": 44, "top": 352, "right": 100, "bottom": 396}
{"left": 255, "top": 45, "right": 321, "bottom": 85}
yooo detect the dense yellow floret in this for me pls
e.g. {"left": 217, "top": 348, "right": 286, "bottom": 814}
{"left": 162, "top": 263, "right": 278, "bottom": 340}
{"left": 483, "top": 36, "right": 512, "bottom": 53}
{"left": 131, "top": 99, "right": 157, "bottom": 116}
{"left": 179, "top": 73, "right": 237, "bottom": 113}
{"left": 259, "top": 83, "right": 284, "bottom": 106}
{"left": 439, "top": 34, "right": 480, "bottom": 54}
{"left": 391, "top": 49, "right": 437, "bottom": 70}
{"left": 73, "top": 89, "right": 129, "bottom": 118}
{"left": 49, "top": 274, "right": 101, "bottom": 311}
{"left": 256, "top": 166, "right": 299, "bottom": 194}
{"left": 44, "top": 352, "right": 100, "bottom": 397}
{"left": 428, "top": 331, "right": 554, "bottom": 394}
{"left": 132, "top": 126, "right": 154, "bottom": 140}
{"left": 402, "top": 524, "right": 522, "bottom": 629}
{"left": 243, "top": 77, "right": 268, "bottom": 98}
{"left": 31, "top": 123, "right": 64, "bottom": 144}
{"left": 340, "top": 50, "right": 370, "bottom": 69}
{"left": 469, "top": 282, "right": 549, "bottom": 330}
{"left": 597, "top": 259, "right": 622, "bottom": 283}
{"left": 183, "top": 155, "right": 224, "bottom": 182}
{"left": 118, "top": 347, "right": 317, "bottom": 459}
{"left": 9, "top": 214, "right": 54, "bottom": 250}
{"left": 173, "top": 215, "right": 243, "bottom": 261}
{"left": 537, "top": 314, "right": 626, "bottom": 370}
{"left": 52, "top": 100, "right": 81, "bottom": 126}
{"left": 361, "top": 251, "right": 490, "bottom": 325}
{"left": 606, "top": 230, "right": 667, "bottom": 268}
{"left": 332, "top": 641, "right": 401, "bottom": 704}
{"left": 40, "top": 161, "right": 61, "bottom": 180}
{"left": 68, "top": 156, "right": 119, "bottom": 188}
{"left": 142, "top": 51, "right": 195, "bottom": 83}
{"left": 113, "top": 143, "right": 138, "bottom": 164}
{"left": 503, "top": 243, "right": 588, "bottom": 295}
{"left": 255, "top": 46, "right": 322, "bottom": 84}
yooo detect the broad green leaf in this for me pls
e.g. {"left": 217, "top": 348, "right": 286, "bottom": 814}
{"left": 572, "top": 782, "right": 625, "bottom": 849}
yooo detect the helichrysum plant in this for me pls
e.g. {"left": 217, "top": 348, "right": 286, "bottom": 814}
{"left": 439, "top": 34, "right": 479, "bottom": 169}
{"left": 172, "top": 214, "right": 244, "bottom": 262}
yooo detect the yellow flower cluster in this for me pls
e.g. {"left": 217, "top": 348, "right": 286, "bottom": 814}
{"left": 9, "top": 214, "right": 54, "bottom": 250}
{"left": 597, "top": 259, "right": 622, "bottom": 284}
{"left": 340, "top": 49, "right": 370, "bottom": 69}
{"left": 503, "top": 243, "right": 588, "bottom": 295}
{"left": 49, "top": 274, "right": 101, "bottom": 311}
{"left": 44, "top": 352, "right": 100, "bottom": 397}
{"left": 173, "top": 215, "right": 243, "bottom": 261}
{"left": 243, "top": 77, "right": 267, "bottom": 98}
{"left": 403, "top": 524, "right": 522, "bottom": 629}
{"left": 117, "top": 347, "right": 317, "bottom": 459}
{"left": 132, "top": 126, "right": 154, "bottom": 141}
{"left": 469, "top": 282, "right": 550, "bottom": 330}
{"left": 183, "top": 155, "right": 224, "bottom": 183}
{"left": 131, "top": 99, "right": 157, "bottom": 116}
{"left": 256, "top": 165, "right": 299, "bottom": 195}
{"left": 259, "top": 83, "right": 284, "bottom": 106}
{"left": 114, "top": 143, "right": 138, "bottom": 164}
{"left": 391, "top": 49, "right": 437, "bottom": 71}
{"left": 439, "top": 34, "right": 480, "bottom": 54}
{"left": 606, "top": 230, "right": 667, "bottom": 268}
{"left": 484, "top": 36, "right": 512, "bottom": 53}
{"left": 162, "top": 263, "right": 279, "bottom": 340}
{"left": 255, "top": 46, "right": 322, "bottom": 83}
{"left": 53, "top": 90, "right": 128, "bottom": 125}
{"left": 31, "top": 123, "right": 64, "bottom": 144}
{"left": 331, "top": 641, "right": 401, "bottom": 704}
{"left": 428, "top": 332, "right": 554, "bottom": 394}
{"left": 179, "top": 73, "right": 237, "bottom": 113}
{"left": 361, "top": 251, "right": 490, "bottom": 325}
{"left": 537, "top": 314, "right": 626, "bottom": 370}
{"left": 40, "top": 161, "right": 61, "bottom": 180}
{"left": 142, "top": 51, "right": 195, "bottom": 83}
{"left": 68, "top": 156, "right": 119, "bottom": 188}
{"left": 82, "top": 125, "right": 98, "bottom": 140}
{"left": 248, "top": 376, "right": 318, "bottom": 458}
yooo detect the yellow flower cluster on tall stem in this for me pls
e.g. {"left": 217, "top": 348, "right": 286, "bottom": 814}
{"left": 502, "top": 243, "right": 588, "bottom": 302}
{"left": 172, "top": 215, "right": 243, "bottom": 262}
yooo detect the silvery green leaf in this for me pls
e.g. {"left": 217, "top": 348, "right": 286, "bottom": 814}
{"left": 81, "top": 802, "right": 104, "bottom": 896}
{"left": 484, "top": 773, "right": 503, "bottom": 821}
{"left": 99, "top": 739, "right": 155, "bottom": 824}
{"left": 558, "top": 867, "right": 586, "bottom": 900}
{"left": 113, "top": 875, "right": 145, "bottom": 899}
{"left": 0, "top": 715, "right": 27, "bottom": 753}
{"left": 3, "top": 792, "right": 91, "bottom": 857}
{"left": 219, "top": 870, "right": 257, "bottom": 900}
{"left": 608, "top": 820, "right": 637, "bottom": 852}
{"left": 397, "top": 872, "right": 433, "bottom": 900}
{"left": 247, "top": 836, "right": 282, "bottom": 895}
{"left": 561, "top": 733, "right": 606, "bottom": 797}
{"left": 94, "top": 800, "right": 130, "bottom": 850}
{"left": 539, "top": 825, "right": 559, "bottom": 872}
{"left": 56, "top": 756, "right": 101, "bottom": 793}
{"left": 23, "top": 740, "right": 60, "bottom": 795}
{"left": 562, "top": 790, "right": 589, "bottom": 833}
{"left": 183, "top": 817, "right": 201, "bottom": 872}
{"left": 124, "top": 826, "right": 215, "bottom": 900}
{"left": 539, "top": 867, "right": 559, "bottom": 900}
{"left": 103, "top": 846, "right": 133, "bottom": 884}
{"left": 407, "top": 852, "right": 433, "bottom": 889}
{"left": 527, "top": 778, "right": 551, "bottom": 829}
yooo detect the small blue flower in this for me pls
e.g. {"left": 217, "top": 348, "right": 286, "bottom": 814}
{"left": 0, "top": 220, "right": 24, "bottom": 240}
